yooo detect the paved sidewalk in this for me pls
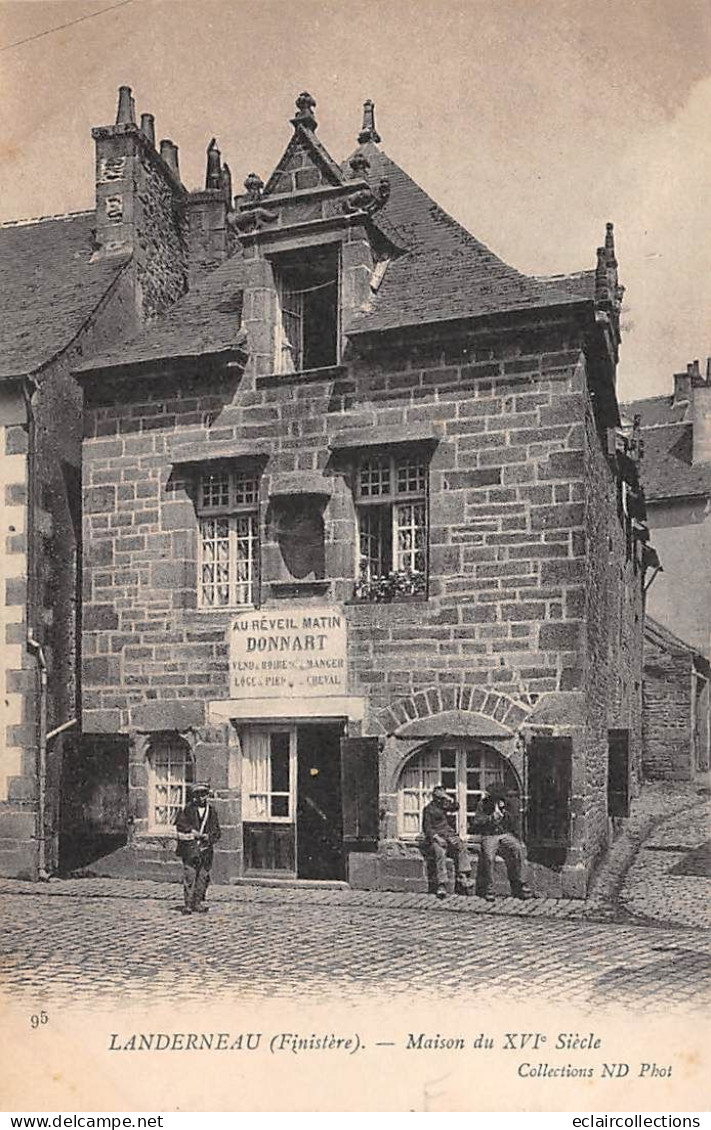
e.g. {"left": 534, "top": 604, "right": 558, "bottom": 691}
{"left": 0, "top": 870, "right": 603, "bottom": 921}
{"left": 0, "top": 782, "right": 707, "bottom": 929}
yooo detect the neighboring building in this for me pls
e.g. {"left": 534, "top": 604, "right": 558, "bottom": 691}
{"left": 70, "top": 89, "right": 651, "bottom": 898}
{"left": 623, "top": 361, "right": 711, "bottom": 786}
{"left": 643, "top": 618, "right": 710, "bottom": 786}
{"left": 623, "top": 360, "right": 711, "bottom": 657}
{"left": 0, "top": 85, "right": 235, "bottom": 878}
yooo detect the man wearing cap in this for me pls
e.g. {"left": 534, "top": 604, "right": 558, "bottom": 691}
{"left": 422, "top": 784, "right": 475, "bottom": 899}
{"left": 471, "top": 784, "right": 531, "bottom": 902}
{"left": 175, "top": 783, "right": 221, "bottom": 915}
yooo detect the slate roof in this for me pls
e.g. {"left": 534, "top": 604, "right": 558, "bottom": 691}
{"left": 621, "top": 393, "right": 711, "bottom": 501}
{"left": 74, "top": 255, "right": 248, "bottom": 376}
{"left": 0, "top": 211, "right": 129, "bottom": 382}
{"left": 75, "top": 135, "right": 598, "bottom": 375}
{"left": 342, "top": 142, "right": 592, "bottom": 335}
{"left": 621, "top": 394, "right": 690, "bottom": 428}
{"left": 645, "top": 616, "right": 711, "bottom": 669}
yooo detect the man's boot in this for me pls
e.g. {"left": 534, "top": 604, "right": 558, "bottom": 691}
{"left": 436, "top": 884, "right": 448, "bottom": 900}
{"left": 511, "top": 882, "right": 532, "bottom": 900}
{"left": 455, "top": 874, "right": 475, "bottom": 896}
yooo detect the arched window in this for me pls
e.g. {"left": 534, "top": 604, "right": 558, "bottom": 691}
{"left": 398, "top": 740, "right": 520, "bottom": 840}
{"left": 147, "top": 733, "right": 194, "bottom": 833}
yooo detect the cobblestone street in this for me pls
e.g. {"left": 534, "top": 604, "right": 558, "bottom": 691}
{"left": 2, "top": 786, "right": 709, "bottom": 1017}
{"left": 1, "top": 877, "right": 710, "bottom": 1015}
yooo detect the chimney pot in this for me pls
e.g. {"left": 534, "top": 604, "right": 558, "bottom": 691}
{"left": 220, "top": 162, "right": 233, "bottom": 206}
{"left": 673, "top": 370, "right": 692, "bottom": 405}
{"left": 140, "top": 113, "right": 155, "bottom": 146}
{"left": 116, "top": 85, "right": 136, "bottom": 125}
{"left": 160, "top": 139, "right": 180, "bottom": 180}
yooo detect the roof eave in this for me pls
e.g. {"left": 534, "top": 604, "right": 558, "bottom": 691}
{"left": 346, "top": 297, "right": 592, "bottom": 342}
{"left": 74, "top": 343, "right": 248, "bottom": 386}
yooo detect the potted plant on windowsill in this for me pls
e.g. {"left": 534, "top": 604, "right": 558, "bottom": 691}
{"left": 354, "top": 568, "right": 427, "bottom": 603}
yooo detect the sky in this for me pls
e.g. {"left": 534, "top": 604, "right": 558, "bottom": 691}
{"left": 0, "top": 0, "right": 709, "bottom": 401}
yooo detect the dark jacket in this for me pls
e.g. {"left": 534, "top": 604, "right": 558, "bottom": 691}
{"left": 175, "top": 802, "right": 221, "bottom": 867}
{"left": 470, "top": 797, "right": 517, "bottom": 837}
{"left": 422, "top": 798, "right": 458, "bottom": 842}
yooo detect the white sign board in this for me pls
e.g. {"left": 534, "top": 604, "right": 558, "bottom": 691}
{"left": 229, "top": 606, "right": 347, "bottom": 699}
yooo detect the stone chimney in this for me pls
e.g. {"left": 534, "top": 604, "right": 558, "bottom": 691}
{"left": 92, "top": 85, "right": 188, "bottom": 320}
{"left": 185, "top": 137, "right": 236, "bottom": 284}
{"left": 692, "top": 358, "right": 711, "bottom": 465}
{"left": 672, "top": 361, "right": 694, "bottom": 406}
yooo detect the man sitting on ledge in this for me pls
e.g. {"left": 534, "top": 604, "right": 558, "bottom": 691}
{"left": 471, "top": 784, "right": 532, "bottom": 902}
{"left": 422, "top": 784, "right": 475, "bottom": 899}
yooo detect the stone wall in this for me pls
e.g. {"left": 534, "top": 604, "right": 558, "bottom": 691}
{"left": 134, "top": 143, "right": 189, "bottom": 319}
{"left": 583, "top": 385, "right": 644, "bottom": 875}
{"left": 0, "top": 384, "right": 33, "bottom": 876}
{"left": 81, "top": 318, "right": 602, "bottom": 728}
{"left": 0, "top": 265, "right": 138, "bottom": 879}
{"left": 642, "top": 638, "right": 693, "bottom": 781}
{"left": 79, "top": 310, "right": 641, "bottom": 891}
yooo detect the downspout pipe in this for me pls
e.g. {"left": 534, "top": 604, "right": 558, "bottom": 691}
{"left": 27, "top": 634, "right": 49, "bottom": 881}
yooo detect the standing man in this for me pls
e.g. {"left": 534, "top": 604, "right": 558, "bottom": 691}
{"left": 422, "top": 784, "right": 474, "bottom": 899}
{"left": 175, "top": 782, "right": 221, "bottom": 915}
{"left": 471, "top": 784, "right": 531, "bottom": 902}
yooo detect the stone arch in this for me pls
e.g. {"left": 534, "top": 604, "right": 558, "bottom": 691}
{"left": 374, "top": 685, "right": 532, "bottom": 743}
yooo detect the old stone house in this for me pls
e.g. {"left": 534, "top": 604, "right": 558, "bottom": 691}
{"left": 68, "top": 89, "right": 653, "bottom": 898}
{"left": 0, "top": 85, "right": 235, "bottom": 877}
{"left": 623, "top": 361, "right": 711, "bottom": 786}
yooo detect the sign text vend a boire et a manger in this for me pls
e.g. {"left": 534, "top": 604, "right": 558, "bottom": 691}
{"left": 230, "top": 607, "right": 347, "bottom": 699}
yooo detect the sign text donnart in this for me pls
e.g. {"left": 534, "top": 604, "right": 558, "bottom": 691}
{"left": 230, "top": 606, "right": 347, "bottom": 698}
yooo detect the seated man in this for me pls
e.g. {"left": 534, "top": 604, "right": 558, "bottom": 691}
{"left": 471, "top": 784, "right": 531, "bottom": 902}
{"left": 422, "top": 784, "right": 474, "bottom": 899}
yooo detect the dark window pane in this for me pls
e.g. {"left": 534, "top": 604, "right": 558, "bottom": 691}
{"left": 271, "top": 733, "right": 290, "bottom": 794}
{"left": 271, "top": 795, "right": 289, "bottom": 818}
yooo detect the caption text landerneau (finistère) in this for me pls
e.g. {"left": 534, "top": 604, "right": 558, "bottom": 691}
{"left": 106, "top": 1030, "right": 673, "bottom": 1078}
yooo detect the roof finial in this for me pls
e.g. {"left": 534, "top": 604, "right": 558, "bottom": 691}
{"left": 605, "top": 221, "right": 617, "bottom": 268}
{"left": 292, "top": 91, "right": 317, "bottom": 131}
{"left": 594, "top": 246, "right": 608, "bottom": 306}
{"left": 206, "top": 138, "right": 222, "bottom": 190}
{"left": 358, "top": 99, "right": 381, "bottom": 145}
{"left": 244, "top": 172, "right": 264, "bottom": 201}
{"left": 116, "top": 85, "right": 136, "bottom": 125}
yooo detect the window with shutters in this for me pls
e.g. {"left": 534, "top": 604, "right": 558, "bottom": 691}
{"left": 273, "top": 245, "right": 340, "bottom": 374}
{"left": 197, "top": 466, "right": 260, "bottom": 608}
{"left": 354, "top": 450, "right": 429, "bottom": 601}
{"left": 607, "top": 729, "right": 630, "bottom": 817}
{"left": 398, "top": 741, "right": 519, "bottom": 840}
{"left": 147, "top": 733, "right": 194, "bottom": 833}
